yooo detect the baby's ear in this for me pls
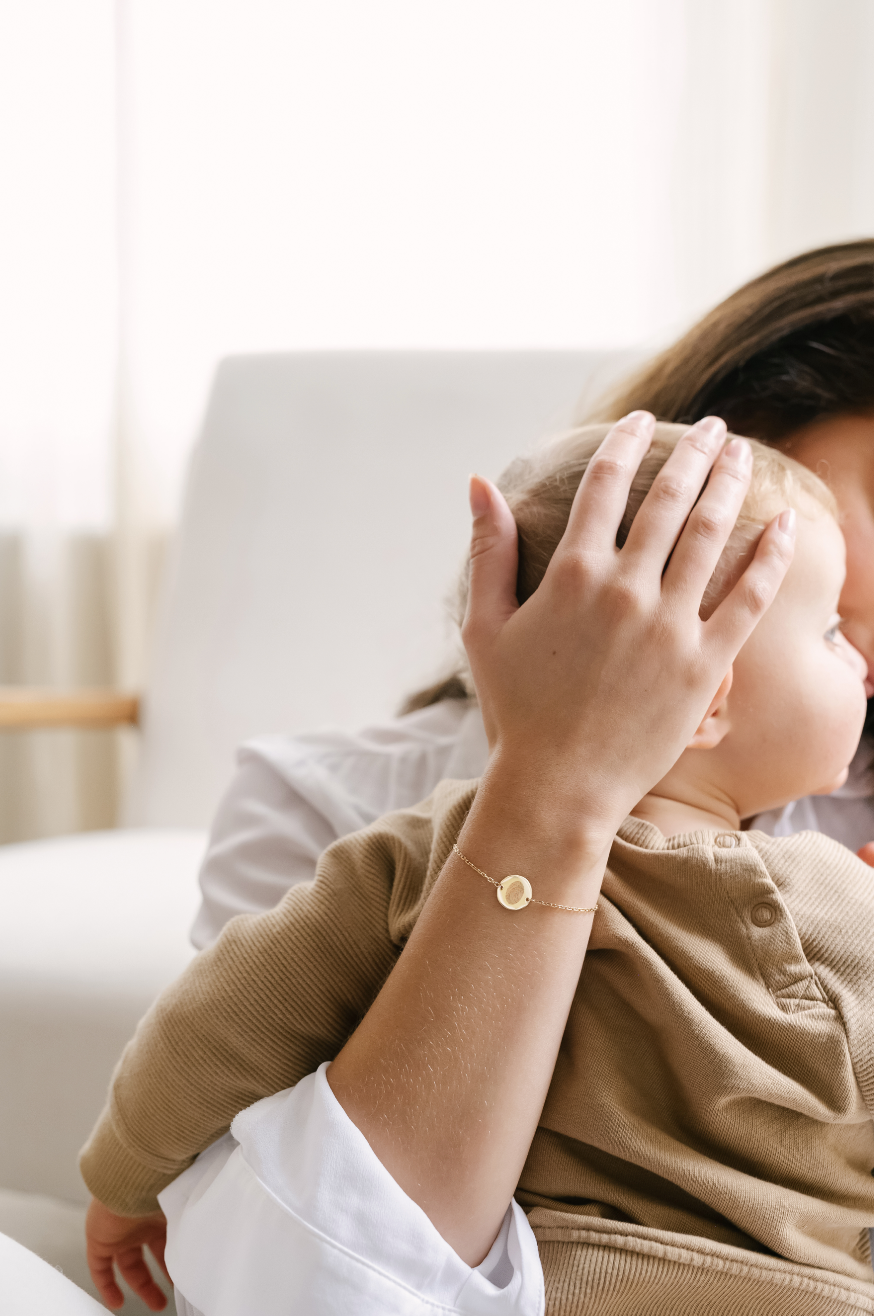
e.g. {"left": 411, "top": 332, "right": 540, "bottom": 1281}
{"left": 687, "top": 667, "right": 733, "bottom": 750}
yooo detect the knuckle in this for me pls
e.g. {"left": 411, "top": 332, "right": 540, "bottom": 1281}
{"left": 652, "top": 475, "right": 689, "bottom": 506}
{"left": 587, "top": 454, "right": 629, "bottom": 484}
{"left": 691, "top": 507, "right": 725, "bottom": 540}
{"left": 608, "top": 422, "right": 644, "bottom": 445}
{"left": 744, "top": 576, "right": 772, "bottom": 614}
{"left": 769, "top": 536, "right": 795, "bottom": 567}
{"left": 468, "top": 531, "right": 500, "bottom": 562}
{"left": 719, "top": 463, "right": 751, "bottom": 488}
{"left": 460, "top": 613, "right": 480, "bottom": 643}
{"left": 606, "top": 572, "right": 642, "bottom": 613}
{"left": 609, "top": 411, "right": 652, "bottom": 438}
{"left": 682, "top": 429, "right": 716, "bottom": 457}
{"left": 551, "top": 552, "right": 590, "bottom": 591}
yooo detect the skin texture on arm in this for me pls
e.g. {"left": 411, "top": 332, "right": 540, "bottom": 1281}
{"left": 327, "top": 412, "right": 797, "bottom": 1265}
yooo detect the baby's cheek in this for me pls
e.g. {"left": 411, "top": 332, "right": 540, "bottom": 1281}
{"left": 820, "top": 679, "right": 867, "bottom": 769}
{"left": 810, "top": 765, "right": 850, "bottom": 797}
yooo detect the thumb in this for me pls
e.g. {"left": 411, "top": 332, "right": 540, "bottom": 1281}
{"left": 463, "top": 475, "right": 519, "bottom": 642}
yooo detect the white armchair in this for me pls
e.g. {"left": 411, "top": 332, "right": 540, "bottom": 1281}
{"left": 0, "top": 350, "right": 630, "bottom": 1308}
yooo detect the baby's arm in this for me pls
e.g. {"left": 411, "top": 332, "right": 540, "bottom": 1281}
{"left": 80, "top": 811, "right": 421, "bottom": 1211}
{"left": 80, "top": 799, "right": 438, "bottom": 1307}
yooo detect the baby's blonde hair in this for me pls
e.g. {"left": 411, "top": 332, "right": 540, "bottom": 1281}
{"left": 495, "top": 421, "right": 837, "bottom": 621}
{"left": 403, "top": 422, "right": 837, "bottom": 711}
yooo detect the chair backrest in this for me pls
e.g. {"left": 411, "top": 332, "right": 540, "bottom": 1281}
{"left": 127, "top": 350, "right": 635, "bottom": 826}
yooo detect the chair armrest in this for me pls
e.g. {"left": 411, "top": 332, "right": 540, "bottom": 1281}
{"left": 0, "top": 689, "right": 140, "bottom": 729}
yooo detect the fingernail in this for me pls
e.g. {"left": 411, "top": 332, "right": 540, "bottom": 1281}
{"left": 469, "top": 473, "right": 490, "bottom": 517}
{"left": 622, "top": 410, "right": 655, "bottom": 428}
{"left": 697, "top": 415, "right": 727, "bottom": 438}
{"left": 778, "top": 508, "right": 796, "bottom": 536}
{"left": 725, "top": 437, "right": 752, "bottom": 466}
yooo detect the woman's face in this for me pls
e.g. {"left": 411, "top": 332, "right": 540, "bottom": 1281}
{"left": 782, "top": 413, "right": 874, "bottom": 692}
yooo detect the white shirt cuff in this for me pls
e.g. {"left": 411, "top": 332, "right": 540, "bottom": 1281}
{"left": 160, "top": 1063, "right": 545, "bottom": 1316}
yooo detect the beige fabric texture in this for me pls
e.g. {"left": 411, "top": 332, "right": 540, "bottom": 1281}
{"left": 80, "top": 779, "right": 874, "bottom": 1312}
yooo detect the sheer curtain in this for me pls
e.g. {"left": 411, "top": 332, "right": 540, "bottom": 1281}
{"left": 0, "top": 0, "right": 872, "bottom": 842}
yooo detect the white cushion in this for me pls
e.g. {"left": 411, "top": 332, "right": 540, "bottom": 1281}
{"left": 0, "top": 1188, "right": 176, "bottom": 1315}
{"left": 1, "top": 1229, "right": 108, "bottom": 1314}
{"left": 129, "top": 351, "right": 633, "bottom": 826}
{"left": 0, "top": 829, "right": 206, "bottom": 1203}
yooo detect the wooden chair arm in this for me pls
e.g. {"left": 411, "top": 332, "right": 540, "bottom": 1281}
{"left": 0, "top": 689, "right": 140, "bottom": 729}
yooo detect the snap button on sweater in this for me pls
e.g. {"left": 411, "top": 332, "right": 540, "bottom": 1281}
{"left": 751, "top": 901, "right": 777, "bottom": 927}
{"left": 715, "top": 833, "right": 739, "bottom": 848}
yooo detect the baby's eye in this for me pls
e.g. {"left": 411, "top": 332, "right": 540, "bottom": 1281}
{"left": 825, "top": 618, "right": 844, "bottom": 644}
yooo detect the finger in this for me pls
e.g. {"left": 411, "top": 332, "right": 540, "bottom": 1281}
{"left": 116, "top": 1248, "right": 168, "bottom": 1311}
{"left": 705, "top": 509, "right": 796, "bottom": 660}
{"left": 857, "top": 843, "right": 874, "bottom": 868}
{"left": 662, "top": 437, "right": 753, "bottom": 598}
{"left": 622, "top": 416, "right": 727, "bottom": 564}
{"left": 462, "top": 474, "right": 519, "bottom": 643}
{"left": 87, "top": 1250, "right": 125, "bottom": 1310}
{"left": 560, "top": 411, "right": 655, "bottom": 551}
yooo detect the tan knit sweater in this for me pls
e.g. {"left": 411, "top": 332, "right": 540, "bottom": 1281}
{"left": 81, "top": 779, "right": 874, "bottom": 1314}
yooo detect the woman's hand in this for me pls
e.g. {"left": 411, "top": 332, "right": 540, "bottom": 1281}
{"left": 85, "top": 1197, "right": 169, "bottom": 1311}
{"left": 858, "top": 843, "right": 874, "bottom": 866}
{"left": 465, "top": 410, "right": 796, "bottom": 853}
{"left": 329, "top": 412, "right": 795, "bottom": 1267}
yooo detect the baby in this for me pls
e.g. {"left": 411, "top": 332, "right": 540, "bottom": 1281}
{"left": 81, "top": 423, "right": 874, "bottom": 1314}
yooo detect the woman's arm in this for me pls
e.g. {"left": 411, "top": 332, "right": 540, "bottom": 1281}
{"left": 82, "top": 411, "right": 793, "bottom": 1309}
{"left": 328, "top": 411, "right": 796, "bottom": 1265}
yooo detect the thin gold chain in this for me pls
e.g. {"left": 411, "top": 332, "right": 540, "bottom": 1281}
{"left": 451, "top": 842, "right": 598, "bottom": 915}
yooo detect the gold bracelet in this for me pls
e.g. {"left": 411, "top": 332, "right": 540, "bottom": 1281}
{"left": 451, "top": 842, "right": 598, "bottom": 915}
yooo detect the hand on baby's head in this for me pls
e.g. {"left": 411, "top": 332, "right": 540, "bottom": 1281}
{"left": 481, "top": 419, "right": 867, "bottom": 832}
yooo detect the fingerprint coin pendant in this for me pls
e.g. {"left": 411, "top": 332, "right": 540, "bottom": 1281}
{"left": 497, "top": 875, "right": 532, "bottom": 910}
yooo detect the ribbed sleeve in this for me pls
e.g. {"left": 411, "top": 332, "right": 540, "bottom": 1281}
{"left": 79, "top": 778, "right": 476, "bottom": 1215}
{"left": 79, "top": 790, "right": 874, "bottom": 1310}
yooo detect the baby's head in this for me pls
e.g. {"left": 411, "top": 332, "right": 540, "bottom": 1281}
{"left": 461, "top": 422, "right": 869, "bottom": 820}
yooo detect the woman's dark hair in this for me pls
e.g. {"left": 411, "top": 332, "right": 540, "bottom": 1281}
{"left": 605, "top": 239, "right": 874, "bottom": 740}
{"left": 403, "top": 238, "right": 874, "bottom": 718}
{"left": 604, "top": 240, "right": 874, "bottom": 437}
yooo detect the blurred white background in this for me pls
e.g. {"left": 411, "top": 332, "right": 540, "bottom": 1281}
{"left": 0, "top": 0, "right": 873, "bottom": 839}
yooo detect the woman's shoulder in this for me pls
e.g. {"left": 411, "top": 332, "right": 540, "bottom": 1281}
{"left": 238, "top": 699, "right": 488, "bottom": 827}
{"left": 191, "top": 703, "right": 488, "bottom": 950}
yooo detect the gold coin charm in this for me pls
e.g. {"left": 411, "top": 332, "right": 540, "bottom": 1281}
{"left": 497, "top": 875, "right": 532, "bottom": 910}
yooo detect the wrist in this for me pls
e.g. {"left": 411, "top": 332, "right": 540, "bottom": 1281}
{"left": 477, "top": 750, "right": 624, "bottom": 859}
{"left": 460, "top": 759, "right": 617, "bottom": 906}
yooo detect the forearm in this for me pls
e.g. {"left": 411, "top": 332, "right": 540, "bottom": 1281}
{"left": 328, "top": 761, "right": 612, "bottom": 1266}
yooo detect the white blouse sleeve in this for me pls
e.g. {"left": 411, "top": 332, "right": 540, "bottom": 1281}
{"left": 160, "top": 1064, "right": 545, "bottom": 1316}
{"left": 188, "top": 748, "right": 347, "bottom": 950}
{"left": 190, "top": 702, "right": 489, "bottom": 950}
